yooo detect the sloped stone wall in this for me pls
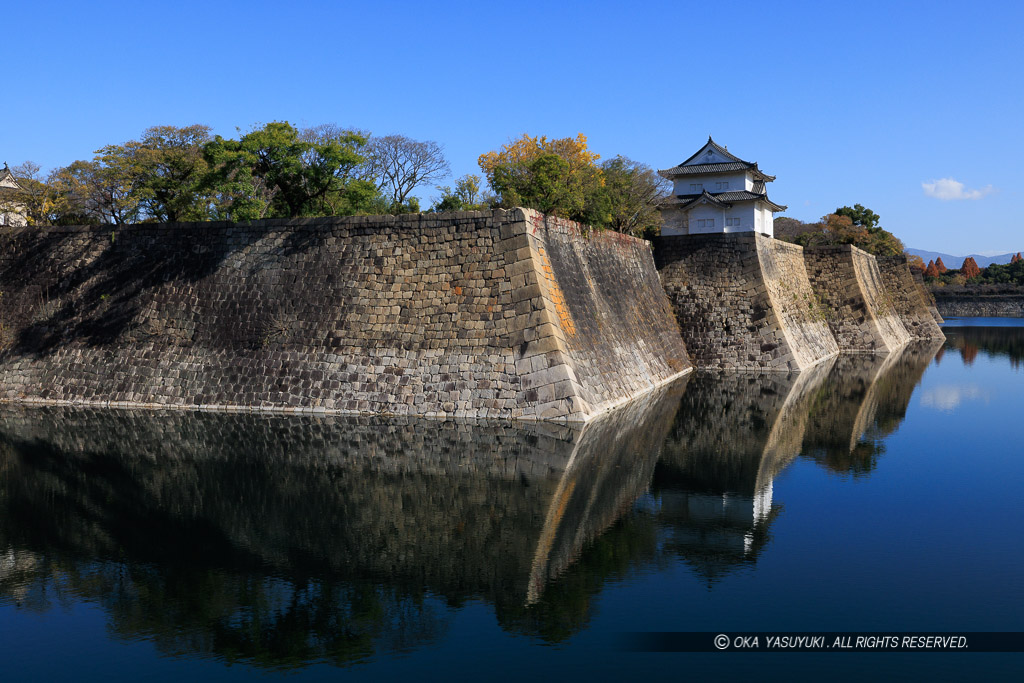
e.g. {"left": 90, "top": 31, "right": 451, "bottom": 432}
{"left": 911, "top": 269, "right": 945, "bottom": 323}
{"left": 877, "top": 256, "right": 945, "bottom": 338}
{"left": 0, "top": 209, "right": 690, "bottom": 422}
{"left": 652, "top": 233, "right": 838, "bottom": 370}
{"left": 803, "top": 245, "right": 911, "bottom": 352}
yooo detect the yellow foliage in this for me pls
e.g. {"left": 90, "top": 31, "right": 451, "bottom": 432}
{"left": 478, "top": 133, "right": 601, "bottom": 185}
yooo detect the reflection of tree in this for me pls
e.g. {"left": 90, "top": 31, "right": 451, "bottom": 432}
{"left": 943, "top": 327, "right": 1024, "bottom": 369}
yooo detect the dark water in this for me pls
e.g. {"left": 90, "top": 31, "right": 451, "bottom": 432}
{"left": 2, "top": 323, "right": 1023, "bottom": 680}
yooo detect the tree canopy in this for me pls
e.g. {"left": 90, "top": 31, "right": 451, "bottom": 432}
{"left": 777, "top": 207, "right": 905, "bottom": 257}
{"left": 477, "top": 134, "right": 666, "bottom": 235}
{"left": 5, "top": 122, "right": 457, "bottom": 225}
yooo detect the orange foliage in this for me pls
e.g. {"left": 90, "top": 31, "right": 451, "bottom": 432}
{"left": 935, "top": 257, "right": 948, "bottom": 273}
{"left": 924, "top": 260, "right": 940, "bottom": 278}
{"left": 477, "top": 133, "right": 600, "bottom": 186}
{"left": 960, "top": 257, "right": 981, "bottom": 280}
{"left": 961, "top": 343, "right": 979, "bottom": 366}
{"left": 1012, "top": 252, "right": 1023, "bottom": 263}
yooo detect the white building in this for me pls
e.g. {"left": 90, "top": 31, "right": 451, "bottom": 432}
{"left": 0, "top": 163, "right": 28, "bottom": 227}
{"left": 658, "top": 137, "right": 785, "bottom": 237}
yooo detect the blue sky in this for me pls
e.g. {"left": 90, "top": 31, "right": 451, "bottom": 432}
{"left": 3, "top": 0, "right": 1021, "bottom": 255}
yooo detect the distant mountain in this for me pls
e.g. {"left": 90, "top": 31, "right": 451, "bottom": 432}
{"left": 905, "top": 249, "right": 1019, "bottom": 269}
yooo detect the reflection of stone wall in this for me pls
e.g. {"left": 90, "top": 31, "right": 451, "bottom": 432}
{"left": 801, "top": 340, "right": 940, "bottom": 474}
{"left": 653, "top": 233, "right": 838, "bottom": 370}
{"left": 0, "top": 209, "right": 690, "bottom": 422}
{"left": 0, "top": 379, "right": 685, "bottom": 612}
{"left": 877, "top": 256, "right": 946, "bottom": 339}
{"left": 804, "top": 245, "right": 911, "bottom": 352}
{"left": 658, "top": 361, "right": 833, "bottom": 495}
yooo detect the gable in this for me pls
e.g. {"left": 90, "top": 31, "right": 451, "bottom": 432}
{"left": 678, "top": 138, "right": 746, "bottom": 167}
{"left": 0, "top": 168, "right": 22, "bottom": 189}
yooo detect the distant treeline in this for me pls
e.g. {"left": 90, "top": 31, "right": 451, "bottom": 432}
{"left": 2, "top": 126, "right": 668, "bottom": 236}
{"left": 921, "top": 253, "right": 1024, "bottom": 288}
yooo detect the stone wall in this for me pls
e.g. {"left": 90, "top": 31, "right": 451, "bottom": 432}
{"left": 652, "top": 233, "right": 838, "bottom": 370}
{"left": 912, "top": 269, "right": 944, "bottom": 323}
{"left": 803, "top": 245, "right": 911, "bottom": 352}
{"left": 876, "top": 255, "right": 946, "bottom": 339}
{"left": 932, "top": 293, "right": 1024, "bottom": 318}
{"left": 0, "top": 209, "right": 690, "bottom": 422}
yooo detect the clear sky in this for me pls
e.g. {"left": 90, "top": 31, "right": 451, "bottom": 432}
{"left": 3, "top": 0, "right": 1021, "bottom": 255}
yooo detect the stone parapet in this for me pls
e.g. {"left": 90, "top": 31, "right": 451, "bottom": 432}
{"left": 0, "top": 209, "right": 691, "bottom": 422}
{"left": 652, "top": 233, "right": 838, "bottom": 371}
{"left": 803, "top": 245, "right": 912, "bottom": 353}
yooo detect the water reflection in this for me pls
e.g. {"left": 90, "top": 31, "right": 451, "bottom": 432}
{"left": 0, "top": 340, "right": 951, "bottom": 665}
{"left": 943, "top": 325, "right": 1024, "bottom": 368}
{"left": 0, "top": 381, "right": 685, "bottom": 665}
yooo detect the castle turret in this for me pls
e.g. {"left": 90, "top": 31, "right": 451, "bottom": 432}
{"left": 658, "top": 137, "right": 786, "bottom": 237}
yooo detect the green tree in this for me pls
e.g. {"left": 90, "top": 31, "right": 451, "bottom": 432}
{"left": 491, "top": 153, "right": 594, "bottom": 219}
{"left": 835, "top": 203, "right": 880, "bottom": 229}
{"left": 134, "top": 125, "right": 213, "bottom": 222}
{"left": 202, "top": 122, "right": 376, "bottom": 220}
{"left": 594, "top": 156, "right": 667, "bottom": 236}
{"left": 433, "top": 174, "right": 486, "bottom": 212}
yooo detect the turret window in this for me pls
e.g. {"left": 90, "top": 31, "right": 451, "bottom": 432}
{"left": 690, "top": 183, "right": 703, "bottom": 192}
{"left": 715, "top": 181, "right": 730, "bottom": 190}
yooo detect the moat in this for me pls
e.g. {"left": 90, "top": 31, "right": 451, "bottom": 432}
{"left": 1, "top": 320, "right": 1022, "bottom": 680}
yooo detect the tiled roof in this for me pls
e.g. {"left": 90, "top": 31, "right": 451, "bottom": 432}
{"left": 658, "top": 161, "right": 776, "bottom": 182}
{"left": 661, "top": 189, "right": 787, "bottom": 212}
{"left": 679, "top": 137, "right": 745, "bottom": 166}
{"left": 658, "top": 137, "right": 776, "bottom": 181}
{"left": 659, "top": 161, "right": 750, "bottom": 176}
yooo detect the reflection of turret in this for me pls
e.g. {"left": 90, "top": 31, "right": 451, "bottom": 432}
{"left": 802, "top": 340, "right": 942, "bottom": 475}
{"left": 0, "top": 380, "right": 685, "bottom": 665}
{"left": 653, "top": 361, "right": 833, "bottom": 582}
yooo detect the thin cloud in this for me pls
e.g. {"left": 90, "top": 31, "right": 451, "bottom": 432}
{"left": 922, "top": 177, "right": 995, "bottom": 200}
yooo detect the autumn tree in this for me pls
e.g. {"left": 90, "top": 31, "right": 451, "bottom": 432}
{"left": 50, "top": 156, "right": 146, "bottom": 225}
{"left": 906, "top": 254, "right": 925, "bottom": 272}
{"left": 478, "top": 133, "right": 603, "bottom": 222}
{"left": 924, "top": 259, "right": 940, "bottom": 278}
{"left": 1, "top": 161, "right": 65, "bottom": 225}
{"left": 780, "top": 206, "right": 904, "bottom": 256}
{"left": 1012, "top": 252, "right": 1022, "bottom": 263}
{"left": 935, "top": 257, "right": 948, "bottom": 273}
{"left": 960, "top": 257, "right": 981, "bottom": 280}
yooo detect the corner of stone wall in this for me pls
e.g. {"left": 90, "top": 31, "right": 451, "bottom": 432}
{"left": 753, "top": 235, "right": 840, "bottom": 370}
{"left": 498, "top": 210, "right": 591, "bottom": 422}
{"left": 804, "top": 244, "right": 912, "bottom": 353}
